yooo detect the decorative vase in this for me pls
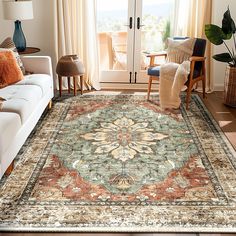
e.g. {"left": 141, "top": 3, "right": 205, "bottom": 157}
{"left": 224, "top": 65, "right": 236, "bottom": 107}
{"left": 13, "top": 20, "right": 26, "bottom": 52}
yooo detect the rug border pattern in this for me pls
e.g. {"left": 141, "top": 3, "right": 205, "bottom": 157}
{"left": 1, "top": 94, "right": 236, "bottom": 232}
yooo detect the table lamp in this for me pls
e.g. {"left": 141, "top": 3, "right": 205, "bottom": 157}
{"left": 2, "top": 0, "right": 34, "bottom": 52}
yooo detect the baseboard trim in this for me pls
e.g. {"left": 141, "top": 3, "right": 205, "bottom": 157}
{"left": 101, "top": 82, "right": 158, "bottom": 90}
{"left": 101, "top": 82, "right": 224, "bottom": 92}
{"left": 214, "top": 84, "right": 224, "bottom": 91}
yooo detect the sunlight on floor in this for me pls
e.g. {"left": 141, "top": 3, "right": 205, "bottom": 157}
{"left": 219, "top": 121, "right": 233, "bottom": 127}
{"left": 216, "top": 111, "right": 231, "bottom": 114}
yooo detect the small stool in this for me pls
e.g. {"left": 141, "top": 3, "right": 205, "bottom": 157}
{"left": 56, "top": 55, "right": 85, "bottom": 96}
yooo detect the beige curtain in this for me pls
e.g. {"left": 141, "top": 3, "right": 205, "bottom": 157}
{"left": 173, "top": 0, "right": 213, "bottom": 92}
{"left": 54, "top": 0, "right": 100, "bottom": 90}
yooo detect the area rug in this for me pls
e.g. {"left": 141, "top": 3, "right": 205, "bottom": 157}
{"left": 0, "top": 94, "right": 236, "bottom": 232}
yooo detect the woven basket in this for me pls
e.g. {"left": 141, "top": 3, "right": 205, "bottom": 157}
{"left": 224, "top": 66, "right": 236, "bottom": 107}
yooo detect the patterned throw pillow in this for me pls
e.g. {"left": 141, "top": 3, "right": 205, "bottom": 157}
{"left": 0, "top": 50, "right": 24, "bottom": 89}
{"left": 0, "top": 37, "right": 25, "bottom": 74}
{"left": 166, "top": 38, "right": 196, "bottom": 64}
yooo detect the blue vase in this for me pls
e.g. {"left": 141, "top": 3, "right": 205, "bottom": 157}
{"left": 13, "top": 20, "right": 26, "bottom": 52}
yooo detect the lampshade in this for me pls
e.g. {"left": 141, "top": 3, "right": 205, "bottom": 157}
{"left": 2, "top": 1, "right": 34, "bottom": 21}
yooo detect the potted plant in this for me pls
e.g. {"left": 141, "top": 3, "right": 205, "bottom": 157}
{"left": 205, "top": 7, "right": 236, "bottom": 107}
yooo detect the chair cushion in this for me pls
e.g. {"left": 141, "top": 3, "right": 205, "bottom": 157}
{"left": 193, "top": 38, "right": 207, "bottom": 57}
{"left": 0, "top": 85, "right": 42, "bottom": 124}
{"left": 147, "top": 66, "right": 160, "bottom": 77}
{"left": 0, "top": 112, "right": 21, "bottom": 157}
{"left": 172, "top": 37, "right": 206, "bottom": 79}
{"left": 16, "top": 74, "right": 52, "bottom": 96}
{"left": 148, "top": 66, "right": 200, "bottom": 79}
{"left": 193, "top": 68, "right": 201, "bottom": 79}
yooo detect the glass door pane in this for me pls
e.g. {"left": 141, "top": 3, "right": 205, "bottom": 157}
{"left": 135, "top": 0, "right": 175, "bottom": 83}
{"left": 97, "top": 0, "right": 135, "bottom": 83}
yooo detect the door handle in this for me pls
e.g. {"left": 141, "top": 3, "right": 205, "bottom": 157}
{"left": 135, "top": 72, "right": 137, "bottom": 83}
{"left": 137, "top": 17, "right": 144, "bottom": 29}
{"left": 125, "top": 17, "right": 133, "bottom": 29}
{"left": 129, "top": 72, "right": 132, "bottom": 83}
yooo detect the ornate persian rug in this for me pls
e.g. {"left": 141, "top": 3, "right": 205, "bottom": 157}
{"left": 0, "top": 94, "right": 236, "bottom": 232}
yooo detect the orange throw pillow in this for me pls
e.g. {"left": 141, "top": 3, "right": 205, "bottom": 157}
{"left": 0, "top": 50, "right": 24, "bottom": 88}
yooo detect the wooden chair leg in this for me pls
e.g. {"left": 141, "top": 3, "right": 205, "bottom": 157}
{"left": 48, "top": 100, "right": 52, "bottom": 109}
{"left": 58, "top": 76, "right": 62, "bottom": 97}
{"left": 73, "top": 77, "right": 77, "bottom": 96}
{"left": 67, "top": 77, "right": 71, "bottom": 94}
{"left": 5, "top": 161, "right": 14, "bottom": 176}
{"left": 202, "top": 77, "right": 206, "bottom": 98}
{"left": 202, "top": 61, "right": 206, "bottom": 99}
{"left": 147, "top": 77, "right": 153, "bottom": 101}
{"left": 80, "top": 75, "right": 83, "bottom": 95}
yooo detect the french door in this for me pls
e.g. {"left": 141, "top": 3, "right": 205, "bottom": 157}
{"left": 97, "top": 0, "right": 174, "bottom": 85}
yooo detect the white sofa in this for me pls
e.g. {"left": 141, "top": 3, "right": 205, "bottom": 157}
{"left": 0, "top": 56, "right": 54, "bottom": 179}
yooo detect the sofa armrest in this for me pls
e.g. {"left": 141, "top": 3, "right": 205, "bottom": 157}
{"left": 20, "top": 56, "right": 53, "bottom": 78}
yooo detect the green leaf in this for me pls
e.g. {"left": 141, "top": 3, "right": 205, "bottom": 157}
{"left": 213, "top": 53, "right": 233, "bottom": 62}
{"left": 232, "top": 20, "right": 236, "bottom": 34}
{"left": 222, "top": 8, "right": 236, "bottom": 34}
{"left": 205, "top": 24, "right": 224, "bottom": 45}
{"left": 222, "top": 32, "right": 232, "bottom": 40}
{"left": 222, "top": 8, "right": 233, "bottom": 34}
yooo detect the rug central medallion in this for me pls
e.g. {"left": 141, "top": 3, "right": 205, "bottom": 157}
{"left": 29, "top": 99, "right": 218, "bottom": 202}
{"left": 81, "top": 116, "right": 168, "bottom": 162}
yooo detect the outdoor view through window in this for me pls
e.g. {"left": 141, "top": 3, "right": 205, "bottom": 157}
{"left": 97, "top": 0, "right": 174, "bottom": 72}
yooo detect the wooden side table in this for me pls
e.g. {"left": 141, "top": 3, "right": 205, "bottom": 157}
{"left": 58, "top": 75, "right": 84, "bottom": 97}
{"left": 18, "top": 47, "right": 40, "bottom": 55}
{"left": 56, "top": 55, "right": 85, "bottom": 96}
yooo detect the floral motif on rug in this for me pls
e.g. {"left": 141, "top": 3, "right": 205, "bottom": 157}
{"left": 0, "top": 94, "right": 236, "bottom": 232}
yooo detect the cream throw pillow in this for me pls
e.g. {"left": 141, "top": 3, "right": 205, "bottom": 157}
{"left": 166, "top": 38, "right": 196, "bottom": 64}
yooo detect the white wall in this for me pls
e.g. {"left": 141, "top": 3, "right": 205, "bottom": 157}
{"left": 0, "top": 0, "right": 56, "bottom": 68}
{"left": 212, "top": 0, "right": 236, "bottom": 90}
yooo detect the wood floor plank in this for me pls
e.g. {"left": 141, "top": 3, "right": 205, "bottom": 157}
{"left": 200, "top": 92, "right": 236, "bottom": 149}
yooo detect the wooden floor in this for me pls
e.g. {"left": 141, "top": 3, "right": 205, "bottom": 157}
{"left": 200, "top": 91, "right": 236, "bottom": 150}
{"left": 1, "top": 91, "right": 236, "bottom": 236}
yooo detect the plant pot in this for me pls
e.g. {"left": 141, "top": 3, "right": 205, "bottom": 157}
{"left": 224, "top": 65, "right": 236, "bottom": 107}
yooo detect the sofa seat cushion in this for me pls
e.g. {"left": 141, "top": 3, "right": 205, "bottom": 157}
{"left": 0, "top": 85, "right": 42, "bottom": 124}
{"left": 0, "top": 112, "right": 21, "bottom": 157}
{"left": 16, "top": 74, "right": 52, "bottom": 96}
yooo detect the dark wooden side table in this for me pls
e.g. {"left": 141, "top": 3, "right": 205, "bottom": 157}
{"left": 18, "top": 47, "right": 40, "bottom": 55}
